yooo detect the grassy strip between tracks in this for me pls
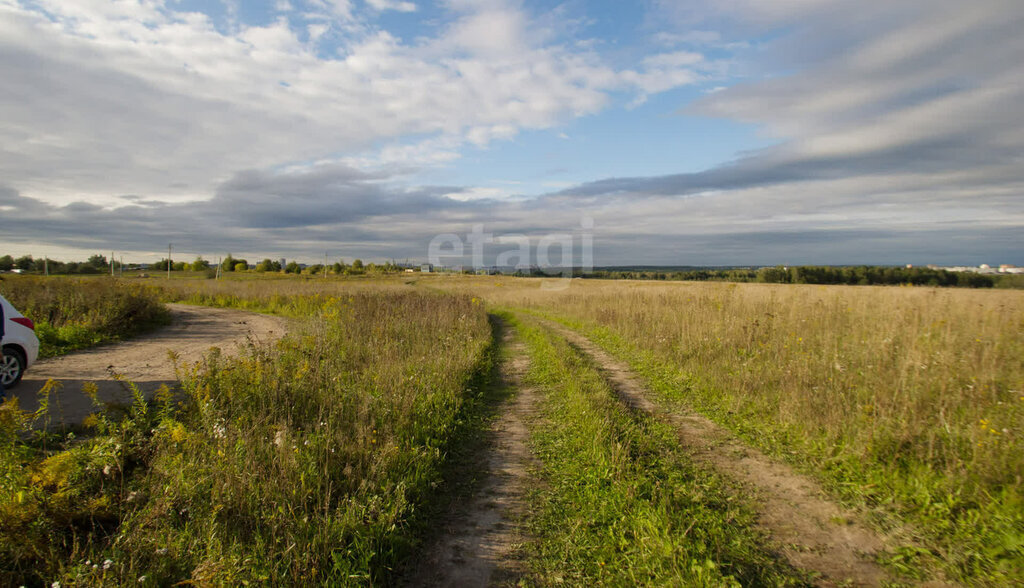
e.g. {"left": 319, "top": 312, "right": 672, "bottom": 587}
{"left": 508, "top": 311, "right": 806, "bottom": 587}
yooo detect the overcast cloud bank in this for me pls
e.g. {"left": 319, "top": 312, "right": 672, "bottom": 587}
{"left": 0, "top": 0, "right": 1021, "bottom": 265}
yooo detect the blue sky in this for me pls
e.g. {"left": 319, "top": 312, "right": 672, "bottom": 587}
{"left": 1, "top": 0, "right": 1021, "bottom": 266}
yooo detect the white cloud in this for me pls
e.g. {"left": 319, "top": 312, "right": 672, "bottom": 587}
{"left": 365, "top": 0, "right": 417, "bottom": 12}
{"left": 15, "top": 0, "right": 1017, "bottom": 265}
{"left": 1, "top": 0, "right": 698, "bottom": 209}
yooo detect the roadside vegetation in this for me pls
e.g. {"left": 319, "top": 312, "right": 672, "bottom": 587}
{"left": 0, "top": 287, "right": 492, "bottom": 585}
{"left": 509, "top": 313, "right": 804, "bottom": 586}
{"left": 0, "top": 276, "right": 170, "bottom": 357}
{"left": 442, "top": 276, "right": 1024, "bottom": 584}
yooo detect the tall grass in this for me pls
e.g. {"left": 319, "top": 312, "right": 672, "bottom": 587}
{"left": 0, "top": 288, "right": 492, "bottom": 586}
{"left": 511, "top": 313, "right": 803, "bottom": 586}
{"left": 0, "top": 276, "right": 170, "bottom": 356}
{"left": 438, "top": 276, "right": 1024, "bottom": 583}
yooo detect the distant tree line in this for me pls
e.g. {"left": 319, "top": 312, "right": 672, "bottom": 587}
{"left": 584, "top": 265, "right": 997, "bottom": 288}
{"left": 756, "top": 265, "right": 995, "bottom": 287}
{"left": 1, "top": 253, "right": 409, "bottom": 277}
{"left": 0, "top": 253, "right": 121, "bottom": 274}
{"left": 4, "top": 252, "right": 411, "bottom": 280}
{"left": 587, "top": 268, "right": 760, "bottom": 282}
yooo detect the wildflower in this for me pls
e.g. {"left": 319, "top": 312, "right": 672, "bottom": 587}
{"left": 138, "top": 576, "right": 147, "bottom": 583}
{"left": 103, "top": 465, "right": 113, "bottom": 476}
{"left": 274, "top": 430, "right": 286, "bottom": 447}
{"left": 156, "top": 548, "right": 168, "bottom": 555}
{"left": 103, "top": 559, "right": 113, "bottom": 570}
{"left": 52, "top": 582, "right": 61, "bottom": 588}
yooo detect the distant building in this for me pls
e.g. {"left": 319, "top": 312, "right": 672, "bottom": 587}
{"left": 421, "top": 264, "right": 433, "bottom": 273}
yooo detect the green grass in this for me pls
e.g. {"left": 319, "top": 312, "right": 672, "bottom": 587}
{"left": 0, "top": 289, "right": 494, "bottom": 586}
{"left": 530, "top": 309, "right": 1022, "bottom": 585}
{"left": 0, "top": 276, "right": 171, "bottom": 357}
{"left": 508, "top": 312, "right": 805, "bottom": 586}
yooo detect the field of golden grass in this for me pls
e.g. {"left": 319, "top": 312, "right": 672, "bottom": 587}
{"left": 433, "top": 274, "right": 1024, "bottom": 582}
{"left": 2, "top": 272, "right": 1021, "bottom": 584}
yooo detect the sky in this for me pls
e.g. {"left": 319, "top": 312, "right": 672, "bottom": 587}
{"left": 0, "top": 0, "right": 1022, "bottom": 267}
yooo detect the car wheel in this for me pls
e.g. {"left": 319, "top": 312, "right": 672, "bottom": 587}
{"left": 0, "top": 347, "right": 26, "bottom": 389}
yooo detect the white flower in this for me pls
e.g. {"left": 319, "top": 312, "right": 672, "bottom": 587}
{"left": 51, "top": 582, "right": 61, "bottom": 588}
{"left": 138, "top": 576, "right": 147, "bottom": 583}
{"left": 103, "top": 559, "right": 113, "bottom": 570}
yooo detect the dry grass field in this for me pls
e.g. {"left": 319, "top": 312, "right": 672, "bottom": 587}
{"left": 2, "top": 273, "right": 1021, "bottom": 585}
{"left": 435, "top": 274, "right": 1024, "bottom": 582}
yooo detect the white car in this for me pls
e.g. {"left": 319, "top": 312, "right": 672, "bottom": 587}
{"left": 1, "top": 293, "right": 39, "bottom": 389}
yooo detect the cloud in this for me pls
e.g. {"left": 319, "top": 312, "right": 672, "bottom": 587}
{"left": 365, "top": 0, "right": 417, "bottom": 13}
{"left": 550, "top": 0, "right": 1024, "bottom": 259}
{"left": 2, "top": 0, "right": 1021, "bottom": 266}
{"left": 0, "top": 0, "right": 702, "bottom": 210}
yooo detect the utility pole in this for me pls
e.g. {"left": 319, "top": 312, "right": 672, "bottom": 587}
{"left": 168, "top": 244, "right": 172, "bottom": 280}
{"left": 44, "top": 256, "right": 48, "bottom": 276}
{"left": 120, "top": 255, "right": 124, "bottom": 277}
{"left": 216, "top": 256, "right": 222, "bottom": 280}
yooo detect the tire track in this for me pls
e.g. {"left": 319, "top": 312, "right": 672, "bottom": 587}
{"left": 409, "top": 324, "right": 538, "bottom": 587}
{"left": 539, "top": 318, "right": 900, "bottom": 588}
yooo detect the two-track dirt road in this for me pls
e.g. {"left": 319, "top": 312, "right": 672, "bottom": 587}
{"left": 8, "top": 303, "right": 286, "bottom": 427}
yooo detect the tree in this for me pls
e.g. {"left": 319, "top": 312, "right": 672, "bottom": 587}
{"left": 14, "top": 255, "right": 33, "bottom": 271}
{"left": 284, "top": 261, "right": 301, "bottom": 274}
{"left": 234, "top": 262, "right": 248, "bottom": 272}
{"left": 0, "top": 255, "right": 13, "bottom": 271}
{"left": 757, "top": 267, "right": 790, "bottom": 283}
{"left": 222, "top": 254, "right": 236, "bottom": 272}
{"left": 86, "top": 254, "right": 108, "bottom": 269}
{"left": 173, "top": 261, "right": 188, "bottom": 271}
{"left": 351, "top": 258, "right": 363, "bottom": 269}
{"left": 191, "top": 257, "right": 210, "bottom": 272}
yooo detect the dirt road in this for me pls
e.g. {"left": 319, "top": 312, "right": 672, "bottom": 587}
{"left": 408, "top": 325, "right": 538, "bottom": 587}
{"left": 9, "top": 304, "right": 287, "bottom": 427}
{"left": 541, "top": 319, "right": 898, "bottom": 588}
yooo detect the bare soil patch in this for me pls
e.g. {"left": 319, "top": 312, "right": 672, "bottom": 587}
{"left": 409, "top": 326, "right": 538, "bottom": 587}
{"left": 542, "top": 319, "right": 896, "bottom": 588}
{"left": 10, "top": 304, "right": 287, "bottom": 426}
